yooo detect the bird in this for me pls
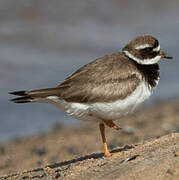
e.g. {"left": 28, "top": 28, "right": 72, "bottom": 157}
{"left": 10, "top": 35, "right": 172, "bottom": 157}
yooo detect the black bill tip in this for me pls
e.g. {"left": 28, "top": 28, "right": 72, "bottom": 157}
{"left": 164, "top": 56, "right": 173, "bottom": 59}
{"left": 160, "top": 51, "right": 173, "bottom": 60}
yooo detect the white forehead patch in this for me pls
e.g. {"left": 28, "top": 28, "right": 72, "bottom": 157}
{"left": 135, "top": 44, "right": 150, "bottom": 50}
{"left": 153, "top": 45, "right": 160, "bottom": 52}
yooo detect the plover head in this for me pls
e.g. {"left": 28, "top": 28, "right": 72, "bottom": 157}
{"left": 122, "top": 35, "right": 172, "bottom": 65}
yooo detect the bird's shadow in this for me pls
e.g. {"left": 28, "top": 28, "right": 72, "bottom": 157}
{"left": 46, "top": 144, "right": 134, "bottom": 169}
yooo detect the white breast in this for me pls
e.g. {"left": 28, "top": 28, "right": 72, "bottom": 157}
{"left": 39, "top": 81, "right": 157, "bottom": 123}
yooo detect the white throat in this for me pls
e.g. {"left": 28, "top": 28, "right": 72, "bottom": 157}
{"left": 123, "top": 50, "right": 161, "bottom": 65}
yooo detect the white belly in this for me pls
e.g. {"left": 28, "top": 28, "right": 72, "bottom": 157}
{"left": 39, "top": 81, "right": 156, "bottom": 122}
{"left": 90, "top": 81, "right": 154, "bottom": 120}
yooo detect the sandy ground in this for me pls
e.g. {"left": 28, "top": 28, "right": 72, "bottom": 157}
{"left": 0, "top": 100, "right": 179, "bottom": 179}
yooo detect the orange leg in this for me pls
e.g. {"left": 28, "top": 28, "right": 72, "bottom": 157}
{"left": 99, "top": 123, "right": 111, "bottom": 157}
{"left": 102, "top": 120, "right": 121, "bottom": 130}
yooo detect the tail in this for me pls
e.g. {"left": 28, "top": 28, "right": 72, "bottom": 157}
{"left": 9, "top": 91, "right": 34, "bottom": 103}
{"left": 9, "top": 87, "right": 61, "bottom": 103}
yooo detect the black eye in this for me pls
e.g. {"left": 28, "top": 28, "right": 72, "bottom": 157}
{"left": 144, "top": 47, "right": 153, "bottom": 51}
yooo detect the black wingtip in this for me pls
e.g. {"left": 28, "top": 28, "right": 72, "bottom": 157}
{"left": 10, "top": 96, "right": 33, "bottom": 103}
{"left": 10, "top": 100, "right": 31, "bottom": 103}
{"left": 9, "top": 91, "right": 27, "bottom": 96}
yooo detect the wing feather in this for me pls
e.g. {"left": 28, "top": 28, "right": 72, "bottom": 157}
{"left": 57, "top": 53, "right": 141, "bottom": 103}
{"left": 10, "top": 53, "right": 141, "bottom": 103}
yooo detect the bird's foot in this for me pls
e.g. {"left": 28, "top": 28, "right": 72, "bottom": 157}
{"left": 104, "top": 151, "right": 111, "bottom": 157}
{"left": 104, "top": 151, "right": 119, "bottom": 157}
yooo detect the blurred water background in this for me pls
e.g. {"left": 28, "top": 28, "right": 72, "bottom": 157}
{"left": 0, "top": 0, "right": 179, "bottom": 142}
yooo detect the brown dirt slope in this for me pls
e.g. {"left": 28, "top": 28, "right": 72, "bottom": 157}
{"left": 0, "top": 133, "right": 179, "bottom": 180}
{"left": 0, "top": 100, "right": 179, "bottom": 179}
